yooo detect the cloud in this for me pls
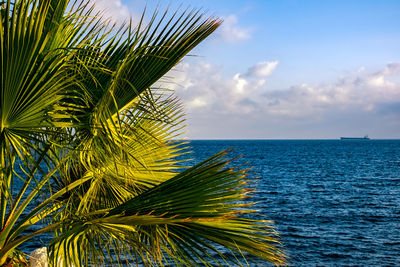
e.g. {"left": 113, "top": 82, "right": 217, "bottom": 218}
{"left": 257, "top": 64, "right": 400, "bottom": 117}
{"left": 166, "top": 61, "right": 400, "bottom": 133}
{"left": 244, "top": 61, "right": 279, "bottom": 78}
{"left": 167, "top": 60, "right": 279, "bottom": 113}
{"left": 89, "top": 0, "right": 131, "bottom": 24}
{"left": 162, "top": 60, "right": 400, "bottom": 138}
{"left": 365, "top": 63, "right": 400, "bottom": 88}
{"left": 217, "top": 15, "right": 253, "bottom": 43}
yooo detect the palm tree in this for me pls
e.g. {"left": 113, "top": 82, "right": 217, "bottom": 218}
{"left": 0, "top": 0, "right": 286, "bottom": 266}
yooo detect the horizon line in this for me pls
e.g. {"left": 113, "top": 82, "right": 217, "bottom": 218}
{"left": 178, "top": 138, "right": 400, "bottom": 141}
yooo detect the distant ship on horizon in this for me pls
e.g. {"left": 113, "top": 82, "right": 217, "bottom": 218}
{"left": 340, "top": 135, "right": 370, "bottom": 141}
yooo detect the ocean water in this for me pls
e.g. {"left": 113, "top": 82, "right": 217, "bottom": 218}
{"left": 188, "top": 140, "right": 400, "bottom": 266}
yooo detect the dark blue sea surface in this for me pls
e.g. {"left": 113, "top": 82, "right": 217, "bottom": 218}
{"left": 188, "top": 140, "right": 400, "bottom": 266}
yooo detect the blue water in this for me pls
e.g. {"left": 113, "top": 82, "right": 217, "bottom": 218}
{"left": 188, "top": 140, "right": 400, "bottom": 266}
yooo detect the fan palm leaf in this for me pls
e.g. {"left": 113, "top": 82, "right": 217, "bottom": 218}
{"left": 0, "top": 0, "right": 287, "bottom": 266}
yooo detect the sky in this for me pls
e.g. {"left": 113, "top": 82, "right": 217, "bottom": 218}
{"left": 90, "top": 0, "right": 400, "bottom": 139}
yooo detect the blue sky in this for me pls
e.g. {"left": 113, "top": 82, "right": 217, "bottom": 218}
{"left": 92, "top": 0, "right": 400, "bottom": 139}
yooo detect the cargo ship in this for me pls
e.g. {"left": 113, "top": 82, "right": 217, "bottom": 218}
{"left": 340, "top": 135, "right": 370, "bottom": 141}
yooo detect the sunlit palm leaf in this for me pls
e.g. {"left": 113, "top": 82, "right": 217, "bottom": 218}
{"left": 49, "top": 152, "right": 286, "bottom": 266}
{"left": 0, "top": 1, "right": 286, "bottom": 266}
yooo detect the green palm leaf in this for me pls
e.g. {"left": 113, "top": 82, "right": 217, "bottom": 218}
{"left": 49, "top": 152, "right": 286, "bottom": 266}
{"left": 0, "top": 0, "right": 287, "bottom": 266}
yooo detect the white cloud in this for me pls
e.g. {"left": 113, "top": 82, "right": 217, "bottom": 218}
{"left": 167, "top": 61, "right": 400, "bottom": 119}
{"left": 244, "top": 61, "right": 279, "bottom": 78}
{"left": 233, "top": 73, "right": 248, "bottom": 94}
{"left": 367, "top": 75, "right": 387, "bottom": 87}
{"left": 163, "top": 61, "right": 400, "bottom": 138}
{"left": 89, "top": 0, "right": 131, "bottom": 24}
{"left": 365, "top": 63, "right": 400, "bottom": 88}
{"left": 218, "top": 15, "right": 253, "bottom": 43}
{"left": 258, "top": 65, "right": 400, "bottom": 118}
{"left": 167, "top": 60, "right": 279, "bottom": 114}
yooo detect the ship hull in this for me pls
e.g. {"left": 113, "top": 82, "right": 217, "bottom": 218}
{"left": 340, "top": 137, "right": 370, "bottom": 141}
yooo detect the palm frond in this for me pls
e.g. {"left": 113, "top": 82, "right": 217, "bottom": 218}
{"left": 50, "top": 152, "right": 286, "bottom": 266}
{"left": 0, "top": 1, "right": 286, "bottom": 266}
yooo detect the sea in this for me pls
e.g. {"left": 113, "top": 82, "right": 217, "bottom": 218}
{"left": 187, "top": 140, "right": 400, "bottom": 266}
{"left": 21, "top": 139, "right": 400, "bottom": 266}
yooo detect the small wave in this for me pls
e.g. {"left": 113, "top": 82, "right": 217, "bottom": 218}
{"left": 322, "top": 253, "right": 353, "bottom": 259}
